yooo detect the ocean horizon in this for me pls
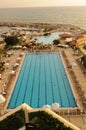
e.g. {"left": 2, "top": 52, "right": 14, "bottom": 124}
{"left": 0, "top": 6, "right": 86, "bottom": 30}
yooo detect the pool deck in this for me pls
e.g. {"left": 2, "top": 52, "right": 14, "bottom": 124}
{"left": 0, "top": 47, "right": 86, "bottom": 130}
{"left": 62, "top": 48, "right": 86, "bottom": 110}
{"left": 60, "top": 47, "right": 86, "bottom": 130}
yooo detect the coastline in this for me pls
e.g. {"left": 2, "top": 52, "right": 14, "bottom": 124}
{"left": 0, "top": 22, "right": 85, "bottom": 32}
{"left": 0, "top": 22, "right": 85, "bottom": 41}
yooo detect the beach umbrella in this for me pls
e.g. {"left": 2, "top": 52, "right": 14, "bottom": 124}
{"left": 43, "top": 104, "right": 51, "bottom": 109}
{"left": 9, "top": 70, "right": 15, "bottom": 75}
{"left": 2, "top": 91, "right": 6, "bottom": 96}
{"left": 52, "top": 102, "right": 60, "bottom": 111}
{"left": 15, "top": 63, "right": 19, "bottom": 66}
{"left": 4, "top": 63, "right": 9, "bottom": 66}
{"left": 20, "top": 52, "right": 24, "bottom": 56}
{"left": 4, "top": 63, "right": 9, "bottom": 69}
{"left": 16, "top": 57, "right": 21, "bottom": 62}
{"left": 13, "top": 63, "right": 19, "bottom": 68}
{"left": 23, "top": 46, "right": 27, "bottom": 49}
{"left": 0, "top": 94, "right": 5, "bottom": 104}
{"left": 16, "top": 57, "right": 21, "bottom": 60}
{"left": 68, "top": 63, "right": 72, "bottom": 68}
{"left": 7, "top": 52, "right": 12, "bottom": 55}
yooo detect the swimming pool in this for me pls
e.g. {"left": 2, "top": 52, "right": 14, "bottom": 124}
{"left": 8, "top": 53, "right": 76, "bottom": 108}
{"left": 33, "top": 32, "right": 64, "bottom": 44}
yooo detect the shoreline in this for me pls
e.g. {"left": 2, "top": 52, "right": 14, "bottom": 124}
{"left": 0, "top": 22, "right": 85, "bottom": 41}
{"left": 0, "top": 22, "right": 85, "bottom": 31}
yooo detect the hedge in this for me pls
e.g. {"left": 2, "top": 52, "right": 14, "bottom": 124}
{"left": 0, "top": 109, "right": 25, "bottom": 130}
{"left": 29, "top": 111, "right": 73, "bottom": 130}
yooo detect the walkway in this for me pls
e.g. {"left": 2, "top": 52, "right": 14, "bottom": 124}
{"left": 62, "top": 114, "right": 86, "bottom": 130}
{"left": 61, "top": 47, "right": 86, "bottom": 130}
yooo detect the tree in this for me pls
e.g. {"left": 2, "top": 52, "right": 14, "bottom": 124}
{"left": 81, "top": 55, "right": 86, "bottom": 67}
{"left": 83, "top": 44, "right": 86, "bottom": 50}
{"left": 53, "top": 39, "right": 60, "bottom": 45}
{"left": 5, "top": 35, "right": 19, "bottom": 47}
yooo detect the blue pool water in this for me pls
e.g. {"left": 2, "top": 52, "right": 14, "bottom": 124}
{"left": 8, "top": 53, "right": 76, "bottom": 109}
{"left": 33, "top": 32, "right": 65, "bottom": 44}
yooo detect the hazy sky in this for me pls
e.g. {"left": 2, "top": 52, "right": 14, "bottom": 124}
{"left": 0, "top": 0, "right": 86, "bottom": 8}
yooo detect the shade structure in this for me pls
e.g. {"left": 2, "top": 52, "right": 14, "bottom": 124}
{"left": 10, "top": 70, "right": 15, "bottom": 75}
{"left": 13, "top": 63, "right": 19, "bottom": 67}
{"left": 13, "top": 45, "right": 22, "bottom": 49}
{"left": 7, "top": 52, "right": 12, "bottom": 55}
{"left": 16, "top": 57, "right": 21, "bottom": 63}
{"left": 4, "top": 63, "right": 9, "bottom": 66}
{"left": 20, "top": 52, "right": 24, "bottom": 56}
{"left": 23, "top": 46, "right": 27, "bottom": 49}
{"left": 16, "top": 57, "right": 21, "bottom": 60}
{"left": 0, "top": 94, "right": 5, "bottom": 104}
{"left": 43, "top": 104, "right": 51, "bottom": 109}
{"left": 52, "top": 103, "right": 60, "bottom": 111}
{"left": 21, "top": 52, "right": 24, "bottom": 55}
{"left": 59, "top": 33, "right": 72, "bottom": 39}
{"left": 2, "top": 91, "right": 6, "bottom": 96}
{"left": 15, "top": 63, "right": 19, "bottom": 66}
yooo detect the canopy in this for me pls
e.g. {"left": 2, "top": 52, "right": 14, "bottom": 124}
{"left": 0, "top": 94, "right": 5, "bottom": 103}
{"left": 13, "top": 45, "right": 22, "bottom": 49}
{"left": 10, "top": 70, "right": 15, "bottom": 75}
{"left": 23, "top": 46, "right": 27, "bottom": 49}
{"left": 16, "top": 57, "right": 21, "bottom": 60}
{"left": 43, "top": 104, "right": 51, "bottom": 109}
{"left": 13, "top": 63, "right": 19, "bottom": 67}
{"left": 7, "top": 52, "right": 12, "bottom": 55}
{"left": 52, "top": 103, "right": 60, "bottom": 111}
{"left": 4, "top": 63, "right": 9, "bottom": 66}
{"left": 20, "top": 52, "right": 24, "bottom": 56}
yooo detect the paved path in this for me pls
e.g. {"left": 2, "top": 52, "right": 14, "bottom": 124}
{"left": 62, "top": 48, "right": 86, "bottom": 130}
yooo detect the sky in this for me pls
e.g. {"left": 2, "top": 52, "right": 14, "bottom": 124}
{"left": 0, "top": 0, "right": 86, "bottom": 8}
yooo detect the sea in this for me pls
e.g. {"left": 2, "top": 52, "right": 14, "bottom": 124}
{"left": 0, "top": 6, "right": 86, "bottom": 31}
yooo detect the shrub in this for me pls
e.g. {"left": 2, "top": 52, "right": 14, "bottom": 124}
{"left": 29, "top": 111, "right": 73, "bottom": 130}
{"left": 0, "top": 109, "right": 25, "bottom": 130}
{"left": 81, "top": 55, "right": 86, "bottom": 67}
{"left": 53, "top": 39, "right": 60, "bottom": 45}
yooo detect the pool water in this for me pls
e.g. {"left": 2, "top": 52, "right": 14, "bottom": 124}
{"left": 33, "top": 32, "right": 65, "bottom": 44}
{"left": 8, "top": 53, "right": 76, "bottom": 108}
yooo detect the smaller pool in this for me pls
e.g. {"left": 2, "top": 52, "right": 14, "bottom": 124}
{"left": 33, "top": 32, "right": 68, "bottom": 44}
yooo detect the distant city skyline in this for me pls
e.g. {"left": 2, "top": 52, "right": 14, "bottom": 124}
{"left": 0, "top": 0, "right": 86, "bottom": 8}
